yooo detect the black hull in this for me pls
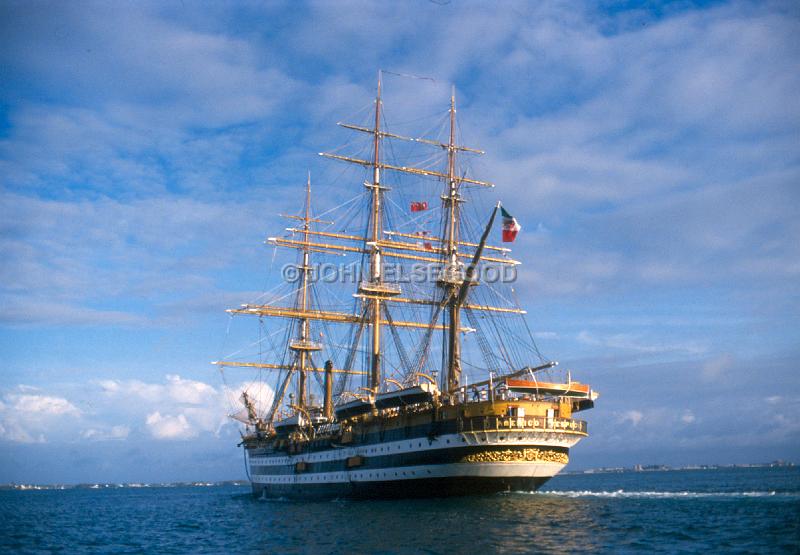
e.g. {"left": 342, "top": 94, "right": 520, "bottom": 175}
{"left": 250, "top": 475, "right": 553, "bottom": 500}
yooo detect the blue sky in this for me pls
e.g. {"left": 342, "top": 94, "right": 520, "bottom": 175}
{"left": 1, "top": 0, "right": 798, "bottom": 483}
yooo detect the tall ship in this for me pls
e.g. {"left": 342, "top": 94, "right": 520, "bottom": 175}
{"left": 215, "top": 73, "right": 598, "bottom": 499}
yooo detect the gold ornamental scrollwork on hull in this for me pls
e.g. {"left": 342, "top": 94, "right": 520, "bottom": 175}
{"left": 460, "top": 448, "right": 568, "bottom": 464}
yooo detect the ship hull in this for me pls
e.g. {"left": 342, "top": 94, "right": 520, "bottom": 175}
{"left": 251, "top": 475, "right": 554, "bottom": 499}
{"left": 246, "top": 429, "right": 579, "bottom": 499}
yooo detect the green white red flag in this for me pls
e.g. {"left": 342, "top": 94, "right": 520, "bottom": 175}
{"left": 501, "top": 206, "right": 521, "bottom": 242}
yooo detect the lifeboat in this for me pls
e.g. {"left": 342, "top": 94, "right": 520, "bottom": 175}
{"left": 504, "top": 378, "right": 592, "bottom": 398}
{"left": 274, "top": 412, "right": 327, "bottom": 434}
{"left": 334, "top": 397, "right": 375, "bottom": 419}
{"left": 274, "top": 413, "right": 304, "bottom": 434}
{"left": 375, "top": 383, "right": 438, "bottom": 409}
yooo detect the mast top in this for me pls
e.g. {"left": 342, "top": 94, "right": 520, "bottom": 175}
{"left": 304, "top": 172, "right": 312, "bottom": 229}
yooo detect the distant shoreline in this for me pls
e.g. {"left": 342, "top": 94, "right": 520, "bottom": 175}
{"left": 2, "top": 461, "right": 795, "bottom": 490}
{"left": 0, "top": 480, "right": 250, "bottom": 491}
{"left": 561, "top": 460, "right": 796, "bottom": 475}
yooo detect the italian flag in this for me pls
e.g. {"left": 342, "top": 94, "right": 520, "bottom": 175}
{"left": 501, "top": 206, "right": 521, "bottom": 242}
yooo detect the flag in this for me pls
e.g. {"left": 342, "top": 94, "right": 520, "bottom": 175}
{"left": 410, "top": 201, "right": 428, "bottom": 212}
{"left": 501, "top": 206, "right": 521, "bottom": 242}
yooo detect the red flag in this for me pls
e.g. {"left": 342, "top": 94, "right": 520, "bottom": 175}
{"left": 501, "top": 206, "right": 521, "bottom": 242}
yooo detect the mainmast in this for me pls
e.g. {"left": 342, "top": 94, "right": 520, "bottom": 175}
{"left": 443, "top": 88, "right": 463, "bottom": 394}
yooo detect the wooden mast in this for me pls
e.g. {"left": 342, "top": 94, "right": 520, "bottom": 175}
{"left": 445, "top": 88, "right": 463, "bottom": 394}
{"left": 297, "top": 173, "right": 312, "bottom": 408}
{"left": 368, "top": 71, "right": 384, "bottom": 392}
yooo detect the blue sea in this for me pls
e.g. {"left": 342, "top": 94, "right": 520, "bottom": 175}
{"left": 1, "top": 467, "right": 798, "bottom": 553}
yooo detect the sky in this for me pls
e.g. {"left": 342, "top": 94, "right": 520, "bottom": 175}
{"left": 1, "top": 0, "right": 798, "bottom": 484}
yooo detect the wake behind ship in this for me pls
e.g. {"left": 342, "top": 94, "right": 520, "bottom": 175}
{"left": 215, "top": 73, "right": 598, "bottom": 499}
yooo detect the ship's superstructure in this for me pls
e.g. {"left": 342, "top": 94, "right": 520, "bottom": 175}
{"left": 215, "top": 73, "right": 598, "bottom": 498}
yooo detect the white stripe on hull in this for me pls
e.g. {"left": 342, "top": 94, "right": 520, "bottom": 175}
{"left": 250, "top": 461, "right": 566, "bottom": 484}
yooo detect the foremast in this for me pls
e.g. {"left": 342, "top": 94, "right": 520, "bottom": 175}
{"left": 213, "top": 176, "right": 368, "bottom": 431}
{"left": 291, "top": 174, "right": 320, "bottom": 409}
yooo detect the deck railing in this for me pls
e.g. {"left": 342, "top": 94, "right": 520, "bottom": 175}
{"left": 461, "top": 415, "right": 587, "bottom": 435}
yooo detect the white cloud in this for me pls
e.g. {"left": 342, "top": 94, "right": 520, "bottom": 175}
{"left": 165, "top": 374, "right": 217, "bottom": 405}
{"left": 94, "top": 374, "right": 239, "bottom": 440}
{"left": 146, "top": 412, "right": 195, "bottom": 440}
{"left": 0, "top": 392, "right": 80, "bottom": 443}
{"left": 11, "top": 394, "right": 80, "bottom": 417}
{"left": 98, "top": 374, "right": 219, "bottom": 406}
{"left": 681, "top": 410, "right": 696, "bottom": 424}
{"left": 577, "top": 330, "right": 706, "bottom": 356}
{"left": 81, "top": 425, "right": 130, "bottom": 441}
{"left": 0, "top": 374, "right": 246, "bottom": 444}
{"left": 619, "top": 410, "right": 644, "bottom": 426}
{"left": 223, "top": 382, "right": 274, "bottom": 417}
{"left": 0, "top": 421, "right": 44, "bottom": 444}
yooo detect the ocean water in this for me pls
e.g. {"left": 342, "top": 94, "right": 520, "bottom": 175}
{"left": 1, "top": 467, "right": 798, "bottom": 554}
